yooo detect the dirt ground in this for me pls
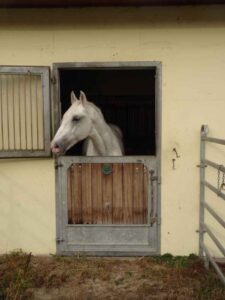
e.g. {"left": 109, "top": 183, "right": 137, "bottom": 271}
{"left": 0, "top": 251, "right": 224, "bottom": 300}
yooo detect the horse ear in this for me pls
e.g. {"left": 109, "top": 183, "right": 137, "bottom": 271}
{"left": 71, "top": 91, "right": 78, "bottom": 105}
{"left": 79, "top": 91, "right": 87, "bottom": 105}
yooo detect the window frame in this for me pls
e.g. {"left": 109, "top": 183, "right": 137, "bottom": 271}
{"left": 0, "top": 66, "right": 51, "bottom": 158}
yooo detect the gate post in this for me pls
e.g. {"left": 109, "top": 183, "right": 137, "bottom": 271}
{"left": 199, "top": 125, "right": 208, "bottom": 260}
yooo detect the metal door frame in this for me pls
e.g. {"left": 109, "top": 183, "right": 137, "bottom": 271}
{"left": 53, "top": 61, "right": 162, "bottom": 256}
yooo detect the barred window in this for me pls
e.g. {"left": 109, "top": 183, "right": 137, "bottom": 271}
{"left": 0, "top": 67, "right": 51, "bottom": 157}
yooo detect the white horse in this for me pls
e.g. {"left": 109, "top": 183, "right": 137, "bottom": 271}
{"left": 51, "top": 91, "right": 124, "bottom": 156}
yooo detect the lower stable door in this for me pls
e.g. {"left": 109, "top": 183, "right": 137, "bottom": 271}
{"left": 56, "top": 156, "right": 159, "bottom": 256}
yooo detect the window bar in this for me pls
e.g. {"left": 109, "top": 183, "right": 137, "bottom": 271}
{"left": 0, "top": 75, "right": 4, "bottom": 150}
{"left": 12, "top": 75, "right": 16, "bottom": 149}
{"left": 6, "top": 75, "right": 10, "bottom": 150}
{"left": 35, "top": 75, "right": 39, "bottom": 149}
{"left": 18, "top": 75, "right": 22, "bottom": 149}
{"left": 41, "top": 73, "right": 46, "bottom": 151}
{"left": 29, "top": 73, "right": 33, "bottom": 150}
{"left": 24, "top": 75, "right": 27, "bottom": 149}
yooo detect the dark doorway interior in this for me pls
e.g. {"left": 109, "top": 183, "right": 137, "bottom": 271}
{"left": 59, "top": 68, "right": 156, "bottom": 155}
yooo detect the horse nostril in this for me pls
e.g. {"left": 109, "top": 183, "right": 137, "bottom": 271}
{"left": 51, "top": 142, "right": 62, "bottom": 154}
{"left": 51, "top": 142, "right": 58, "bottom": 149}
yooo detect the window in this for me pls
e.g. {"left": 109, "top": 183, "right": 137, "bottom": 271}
{"left": 59, "top": 67, "right": 156, "bottom": 156}
{"left": 0, "top": 66, "right": 51, "bottom": 157}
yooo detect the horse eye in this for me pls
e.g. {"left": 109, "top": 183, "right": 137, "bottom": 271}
{"left": 72, "top": 116, "right": 81, "bottom": 122}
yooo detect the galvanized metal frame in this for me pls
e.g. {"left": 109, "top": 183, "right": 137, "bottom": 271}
{"left": 57, "top": 156, "right": 158, "bottom": 255}
{"left": 53, "top": 61, "right": 162, "bottom": 256}
{"left": 0, "top": 66, "right": 51, "bottom": 158}
{"left": 199, "top": 124, "right": 225, "bottom": 286}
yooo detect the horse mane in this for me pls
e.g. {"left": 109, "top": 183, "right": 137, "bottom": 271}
{"left": 87, "top": 101, "right": 105, "bottom": 120}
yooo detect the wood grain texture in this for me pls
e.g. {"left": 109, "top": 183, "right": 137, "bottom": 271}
{"left": 102, "top": 164, "right": 113, "bottom": 223}
{"left": 112, "top": 163, "right": 123, "bottom": 223}
{"left": 133, "top": 163, "right": 144, "bottom": 224}
{"left": 72, "top": 164, "right": 82, "bottom": 224}
{"left": 123, "top": 163, "right": 133, "bottom": 224}
{"left": 81, "top": 163, "right": 92, "bottom": 224}
{"left": 68, "top": 162, "right": 148, "bottom": 224}
{"left": 91, "top": 164, "right": 103, "bottom": 224}
{"left": 143, "top": 164, "right": 148, "bottom": 224}
{"left": 67, "top": 167, "right": 72, "bottom": 224}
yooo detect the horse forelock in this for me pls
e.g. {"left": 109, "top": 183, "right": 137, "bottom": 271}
{"left": 64, "top": 102, "right": 85, "bottom": 120}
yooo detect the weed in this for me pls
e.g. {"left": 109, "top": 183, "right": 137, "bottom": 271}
{"left": 0, "top": 251, "right": 224, "bottom": 300}
{"left": 125, "top": 271, "right": 133, "bottom": 278}
{"left": 153, "top": 253, "right": 200, "bottom": 269}
{"left": 0, "top": 250, "right": 32, "bottom": 300}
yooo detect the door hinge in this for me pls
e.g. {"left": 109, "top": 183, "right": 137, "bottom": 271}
{"left": 150, "top": 216, "right": 161, "bottom": 226}
{"left": 56, "top": 237, "right": 64, "bottom": 244}
{"left": 51, "top": 76, "right": 57, "bottom": 85}
{"left": 150, "top": 170, "right": 161, "bottom": 184}
{"left": 55, "top": 162, "right": 63, "bottom": 169}
{"left": 151, "top": 175, "right": 158, "bottom": 181}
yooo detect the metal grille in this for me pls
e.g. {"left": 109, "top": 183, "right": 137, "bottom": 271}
{"left": 0, "top": 66, "right": 51, "bottom": 157}
{"left": 199, "top": 125, "right": 225, "bottom": 286}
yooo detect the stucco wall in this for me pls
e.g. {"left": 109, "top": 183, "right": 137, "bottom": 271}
{"left": 0, "top": 6, "right": 225, "bottom": 255}
{"left": 0, "top": 159, "right": 55, "bottom": 254}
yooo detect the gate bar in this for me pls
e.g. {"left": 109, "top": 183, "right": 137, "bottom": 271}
{"left": 202, "top": 180, "right": 225, "bottom": 201}
{"left": 204, "top": 159, "right": 225, "bottom": 173}
{"left": 204, "top": 202, "right": 225, "bottom": 228}
{"left": 202, "top": 136, "right": 225, "bottom": 146}
{"left": 202, "top": 243, "right": 225, "bottom": 286}
{"left": 199, "top": 125, "right": 225, "bottom": 286}
{"left": 0, "top": 76, "right": 4, "bottom": 149}
{"left": 199, "top": 125, "right": 207, "bottom": 257}
{"left": 203, "top": 223, "right": 225, "bottom": 256}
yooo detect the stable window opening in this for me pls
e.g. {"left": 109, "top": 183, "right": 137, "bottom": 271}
{"left": 59, "top": 68, "right": 156, "bottom": 156}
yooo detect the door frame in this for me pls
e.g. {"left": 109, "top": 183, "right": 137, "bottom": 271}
{"left": 52, "top": 61, "right": 162, "bottom": 255}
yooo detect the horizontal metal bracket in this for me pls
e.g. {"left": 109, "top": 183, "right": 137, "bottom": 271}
{"left": 196, "top": 229, "right": 206, "bottom": 233}
{"left": 56, "top": 237, "right": 64, "bottom": 244}
{"left": 197, "top": 164, "right": 207, "bottom": 168}
{"left": 55, "top": 162, "right": 64, "bottom": 169}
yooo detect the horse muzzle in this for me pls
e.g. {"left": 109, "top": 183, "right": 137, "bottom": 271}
{"left": 51, "top": 142, "right": 65, "bottom": 155}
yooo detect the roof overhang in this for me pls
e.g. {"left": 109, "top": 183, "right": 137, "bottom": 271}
{"left": 0, "top": 0, "right": 225, "bottom": 8}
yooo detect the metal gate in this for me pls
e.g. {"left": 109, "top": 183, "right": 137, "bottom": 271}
{"left": 56, "top": 156, "right": 159, "bottom": 255}
{"left": 199, "top": 125, "right": 225, "bottom": 286}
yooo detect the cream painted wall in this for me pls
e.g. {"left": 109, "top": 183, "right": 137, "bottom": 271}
{"left": 0, "top": 159, "right": 55, "bottom": 254}
{"left": 0, "top": 6, "right": 225, "bottom": 255}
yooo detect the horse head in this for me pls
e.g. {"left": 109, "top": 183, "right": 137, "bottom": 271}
{"left": 51, "top": 91, "right": 92, "bottom": 155}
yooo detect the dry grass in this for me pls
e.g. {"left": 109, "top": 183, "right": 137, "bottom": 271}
{"left": 0, "top": 250, "right": 224, "bottom": 300}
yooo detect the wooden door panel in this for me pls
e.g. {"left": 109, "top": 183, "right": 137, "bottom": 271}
{"left": 67, "top": 163, "right": 148, "bottom": 224}
{"left": 112, "top": 164, "right": 123, "bottom": 223}
{"left": 91, "top": 164, "right": 103, "bottom": 224}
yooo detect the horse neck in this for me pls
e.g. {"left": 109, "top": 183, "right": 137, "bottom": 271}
{"left": 87, "top": 104, "right": 113, "bottom": 155}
